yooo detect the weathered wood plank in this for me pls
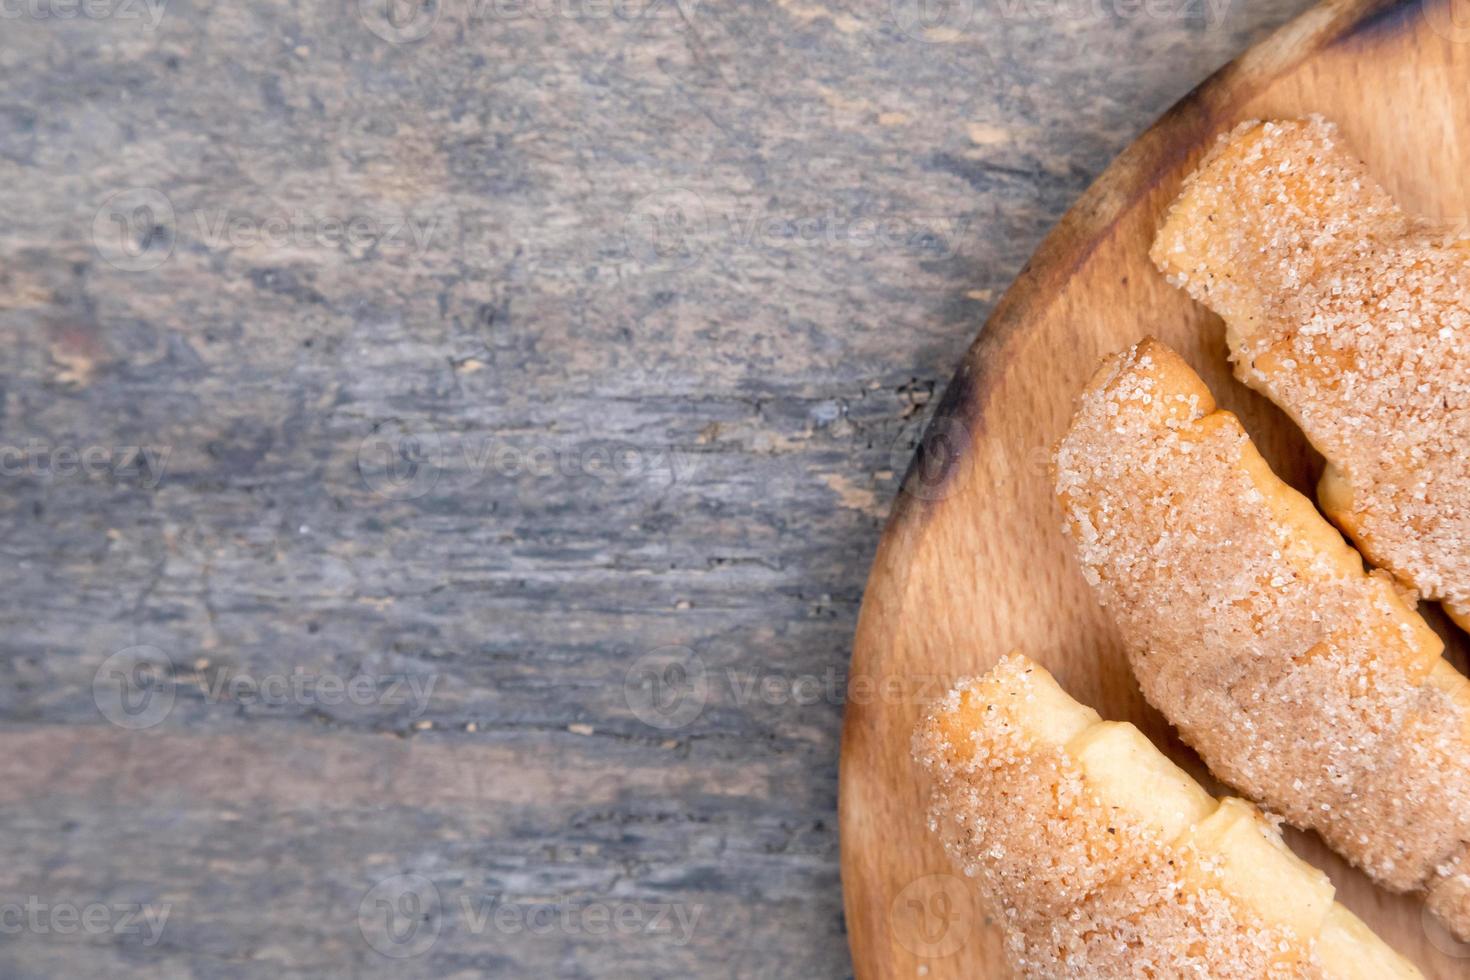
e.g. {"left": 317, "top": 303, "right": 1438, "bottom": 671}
{"left": 0, "top": 0, "right": 1308, "bottom": 975}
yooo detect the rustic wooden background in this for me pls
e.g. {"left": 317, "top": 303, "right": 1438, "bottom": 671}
{"left": 0, "top": 0, "right": 1312, "bottom": 976}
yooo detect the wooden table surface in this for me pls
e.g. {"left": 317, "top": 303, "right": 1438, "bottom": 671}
{"left": 0, "top": 1, "right": 1312, "bottom": 976}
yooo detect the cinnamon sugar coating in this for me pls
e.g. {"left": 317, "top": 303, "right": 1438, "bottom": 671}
{"left": 1151, "top": 115, "right": 1470, "bottom": 629}
{"left": 912, "top": 654, "right": 1421, "bottom": 978}
{"left": 1054, "top": 339, "right": 1470, "bottom": 942}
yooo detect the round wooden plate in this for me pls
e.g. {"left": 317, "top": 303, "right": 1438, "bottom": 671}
{"left": 839, "top": 0, "right": 1470, "bottom": 976}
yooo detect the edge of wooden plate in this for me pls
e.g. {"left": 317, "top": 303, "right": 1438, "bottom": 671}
{"left": 839, "top": 0, "right": 1455, "bottom": 976}
{"left": 886, "top": 0, "right": 1406, "bottom": 536}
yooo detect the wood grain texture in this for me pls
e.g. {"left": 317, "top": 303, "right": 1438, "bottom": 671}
{"left": 0, "top": 1, "right": 1315, "bottom": 977}
{"left": 841, "top": 0, "right": 1470, "bottom": 976}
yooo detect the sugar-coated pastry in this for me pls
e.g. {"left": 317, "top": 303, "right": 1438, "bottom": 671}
{"left": 1054, "top": 338, "right": 1470, "bottom": 941}
{"left": 913, "top": 653, "right": 1422, "bottom": 979}
{"left": 1152, "top": 115, "right": 1470, "bottom": 629}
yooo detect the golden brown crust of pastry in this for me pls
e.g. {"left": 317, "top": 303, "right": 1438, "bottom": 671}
{"left": 1151, "top": 115, "right": 1470, "bottom": 631}
{"left": 912, "top": 654, "right": 1422, "bottom": 978}
{"left": 1053, "top": 338, "right": 1470, "bottom": 941}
